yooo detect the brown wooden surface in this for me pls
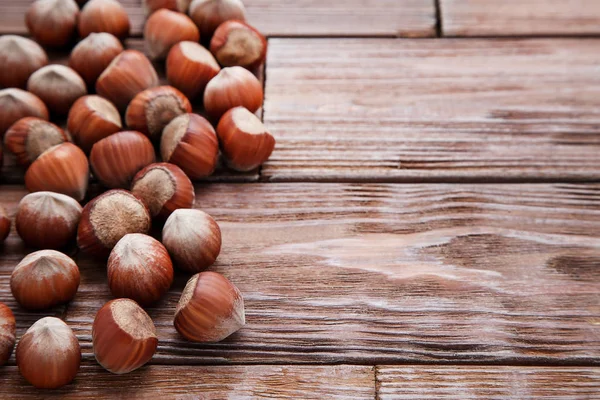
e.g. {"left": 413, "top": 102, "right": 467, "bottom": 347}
{"left": 0, "top": 365, "right": 375, "bottom": 399}
{"left": 262, "top": 38, "right": 600, "bottom": 182}
{"left": 441, "top": 0, "right": 600, "bottom": 36}
{"left": 0, "top": 0, "right": 436, "bottom": 37}
{"left": 378, "top": 366, "right": 600, "bottom": 399}
{"left": 2, "top": 183, "right": 600, "bottom": 367}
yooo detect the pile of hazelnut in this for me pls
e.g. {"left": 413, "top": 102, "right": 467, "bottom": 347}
{"left": 0, "top": 0, "right": 271, "bottom": 389}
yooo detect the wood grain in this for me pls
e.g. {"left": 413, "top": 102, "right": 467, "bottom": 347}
{"left": 377, "top": 366, "right": 600, "bottom": 399}
{"left": 0, "top": 365, "right": 375, "bottom": 399}
{"left": 2, "top": 183, "right": 600, "bottom": 365}
{"left": 441, "top": 0, "right": 600, "bottom": 36}
{"left": 262, "top": 38, "right": 600, "bottom": 182}
{"left": 0, "top": 0, "right": 436, "bottom": 37}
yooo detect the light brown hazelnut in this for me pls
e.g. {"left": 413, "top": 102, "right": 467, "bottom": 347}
{"left": 0, "top": 35, "right": 48, "bottom": 89}
{"left": 26, "top": 0, "right": 80, "bottom": 47}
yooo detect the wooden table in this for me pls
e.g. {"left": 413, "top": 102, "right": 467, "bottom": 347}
{"left": 1, "top": 1, "right": 600, "bottom": 398}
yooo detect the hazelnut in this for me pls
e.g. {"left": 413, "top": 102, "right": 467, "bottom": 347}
{"left": 174, "top": 272, "right": 245, "bottom": 342}
{"left": 125, "top": 86, "right": 192, "bottom": 141}
{"left": 166, "top": 41, "right": 220, "bottom": 100}
{"left": 143, "top": 0, "right": 192, "bottom": 14}
{"left": 0, "top": 205, "right": 10, "bottom": 244}
{"left": 0, "top": 35, "right": 48, "bottom": 89}
{"left": 160, "top": 114, "right": 219, "bottom": 179}
{"left": 96, "top": 50, "right": 160, "bottom": 111}
{"left": 108, "top": 233, "right": 174, "bottom": 306}
{"left": 204, "top": 66, "right": 263, "bottom": 120}
{"left": 11, "top": 250, "right": 80, "bottom": 310}
{"left": 92, "top": 298, "right": 158, "bottom": 374}
{"left": 217, "top": 106, "right": 275, "bottom": 171}
{"left": 131, "top": 163, "right": 195, "bottom": 219}
{"left": 78, "top": 0, "right": 131, "bottom": 39}
{"left": 67, "top": 95, "right": 122, "bottom": 153}
{"left": 77, "top": 189, "right": 152, "bottom": 257}
{"left": 16, "top": 192, "right": 83, "bottom": 249}
{"left": 162, "top": 209, "right": 221, "bottom": 272}
{"left": 144, "top": 9, "right": 200, "bottom": 60}
{"left": 0, "top": 89, "right": 49, "bottom": 138}
{"left": 69, "top": 32, "right": 124, "bottom": 87}
{"left": 26, "top": 0, "right": 79, "bottom": 47}
{"left": 27, "top": 65, "right": 87, "bottom": 116}
{"left": 16, "top": 317, "right": 80, "bottom": 389}
{"left": 210, "top": 20, "right": 267, "bottom": 70}
{"left": 0, "top": 303, "right": 16, "bottom": 366}
{"left": 4, "top": 117, "right": 69, "bottom": 167}
{"left": 90, "top": 131, "right": 156, "bottom": 189}
{"left": 188, "top": 0, "right": 246, "bottom": 40}
{"left": 25, "top": 143, "right": 89, "bottom": 201}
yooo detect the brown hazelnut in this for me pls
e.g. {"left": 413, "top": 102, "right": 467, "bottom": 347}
{"left": 210, "top": 20, "right": 267, "bottom": 70}
{"left": 108, "top": 233, "right": 173, "bottom": 306}
{"left": 166, "top": 41, "right": 220, "bottom": 100}
{"left": 25, "top": 143, "right": 89, "bottom": 201}
{"left": 77, "top": 189, "right": 152, "bottom": 257}
{"left": 78, "top": 0, "right": 131, "bottom": 39}
{"left": 0, "top": 303, "right": 16, "bottom": 366}
{"left": 0, "top": 205, "right": 10, "bottom": 244}
{"left": 67, "top": 95, "right": 122, "bottom": 153}
{"left": 174, "top": 272, "right": 244, "bottom": 342}
{"left": 188, "top": 0, "right": 246, "bottom": 40}
{"left": 131, "top": 162, "right": 195, "bottom": 219}
{"left": 69, "top": 32, "right": 124, "bottom": 87}
{"left": 217, "top": 106, "right": 275, "bottom": 171}
{"left": 144, "top": 9, "right": 200, "bottom": 60}
{"left": 204, "top": 66, "right": 263, "bottom": 120}
{"left": 162, "top": 209, "right": 221, "bottom": 272}
{"left": 16, "top": 192, "right": 83, "bottom": 249}
{"left": 0, "top": 89, "right": 49, "bottom": 138}
{"left": 16, "top": 317, "right": 80, "bottom": 389}
{"left": 143, "top": 0, "right": 192, "bottom": 14}
{"left": 27, "top": 65, "right": 87, "bottom": 116}
{"left": 90, "top": 131, "right": 156, "bottom": 189}
{"left": 125, "top": 86, "right": 192, "bottom": 141}
{"left": 11, "top": 250, "right": 80, "bottom": 310}
{"left": 4, "top": 117, "right": 69, "bottom": 167}
{"left": 92, "top": 299, "right": 157, "bottom": 374}
{"left": 0, "top": 35, "right": 48, "bottom": 89}
{"left": 160, "top": 114, "right": 219, "bottom": 179}
{"left": 26, "top": 0, "right": 79, "bottom": 47}
{"left": 96, "top": 50, "right": 160, "bottom": 111}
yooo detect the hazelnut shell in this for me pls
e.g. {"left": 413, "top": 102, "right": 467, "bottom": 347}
{"left": 69, "top": 32, "right": 124, "bottom": 87}
{"left": 78, "top": 0, "right": 131, "bottom": 39}
{"left": 0, "top": 89, "right": 49, "bottom": 138}
{"left": 188, "top": 0, "right": 246, "bottom": 40}
{"left": 67, "top": 95, "right": 122, "bottom": 153}
{"left": 166, "top": 41, "right": 220, "bottom": 100}
{"left": 0, "top": 35, "right": 48, "bottom": 89}
{"left": 25, "top": 0, "right": 79, "bottom": 47}
{"left": 4, "top": 117, "right": 69, "bottom": 167}
{"left": 27, "top": 65, "right": 87, "bottom": 116}
{"left": 174, "top": 271, "right": 245, "bottom": 342}
{"left": 210, "top": 20, "right": 267, "bottom": 70}
{"left": 203, "top": 66, "right": 263, "bottom": 120}
{"left": 144, "top": 9, "right": 200, "bottom": 60}
{"left": 0, "top": 205, "right": 10, "bottom": 243}
{"left": 0, "top": 303, "right": 15, "bottom": 366}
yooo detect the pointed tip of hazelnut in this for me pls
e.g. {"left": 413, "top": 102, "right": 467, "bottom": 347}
{"left": 27, "top": 65, "right": 87, "bottom": 116}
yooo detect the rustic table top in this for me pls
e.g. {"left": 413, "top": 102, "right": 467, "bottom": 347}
{"left": 1, "top": 1, "right": 600, "bottom": 398}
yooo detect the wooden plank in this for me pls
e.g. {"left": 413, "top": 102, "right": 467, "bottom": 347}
{"left": 0, "top": 365, "right": 375, "bottom": 399}
{"left": 441, "top": 0, "right": 600, "bottom": 37}
{"left": 0, "top": 0, "right": 436, "bottom": 37}
{"left": 0, "top": 38, "right": 259, "bottom": 184}
{"left": 378, "top": 366, "right": 600, "bottom": 399}
{"left": 262, "top": 38, "right": 600, "bottom": 182}
{"left": 2, "top": 183, "right": 600, "bottom": 365}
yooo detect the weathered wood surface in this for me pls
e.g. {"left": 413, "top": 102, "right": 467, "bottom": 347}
{"left": 378, "top": 366, "right": 600, "bottom": 399}
{"left": 2, "top": 183, "right": 600, "bottom": 365}
{"left": 0, "top": 0, "right": 436, "bottom": 37}
{"left": 0, "top": 39, "right": 259, "bottom": 185}
{"left": 441, "top": 0, "right": 600, "bottom": 37}
{"left": 262, "top": 38, "right": 600, "bottom": 182}
{"left": 0, "top": 365, "right": 375, "bottom": 399}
